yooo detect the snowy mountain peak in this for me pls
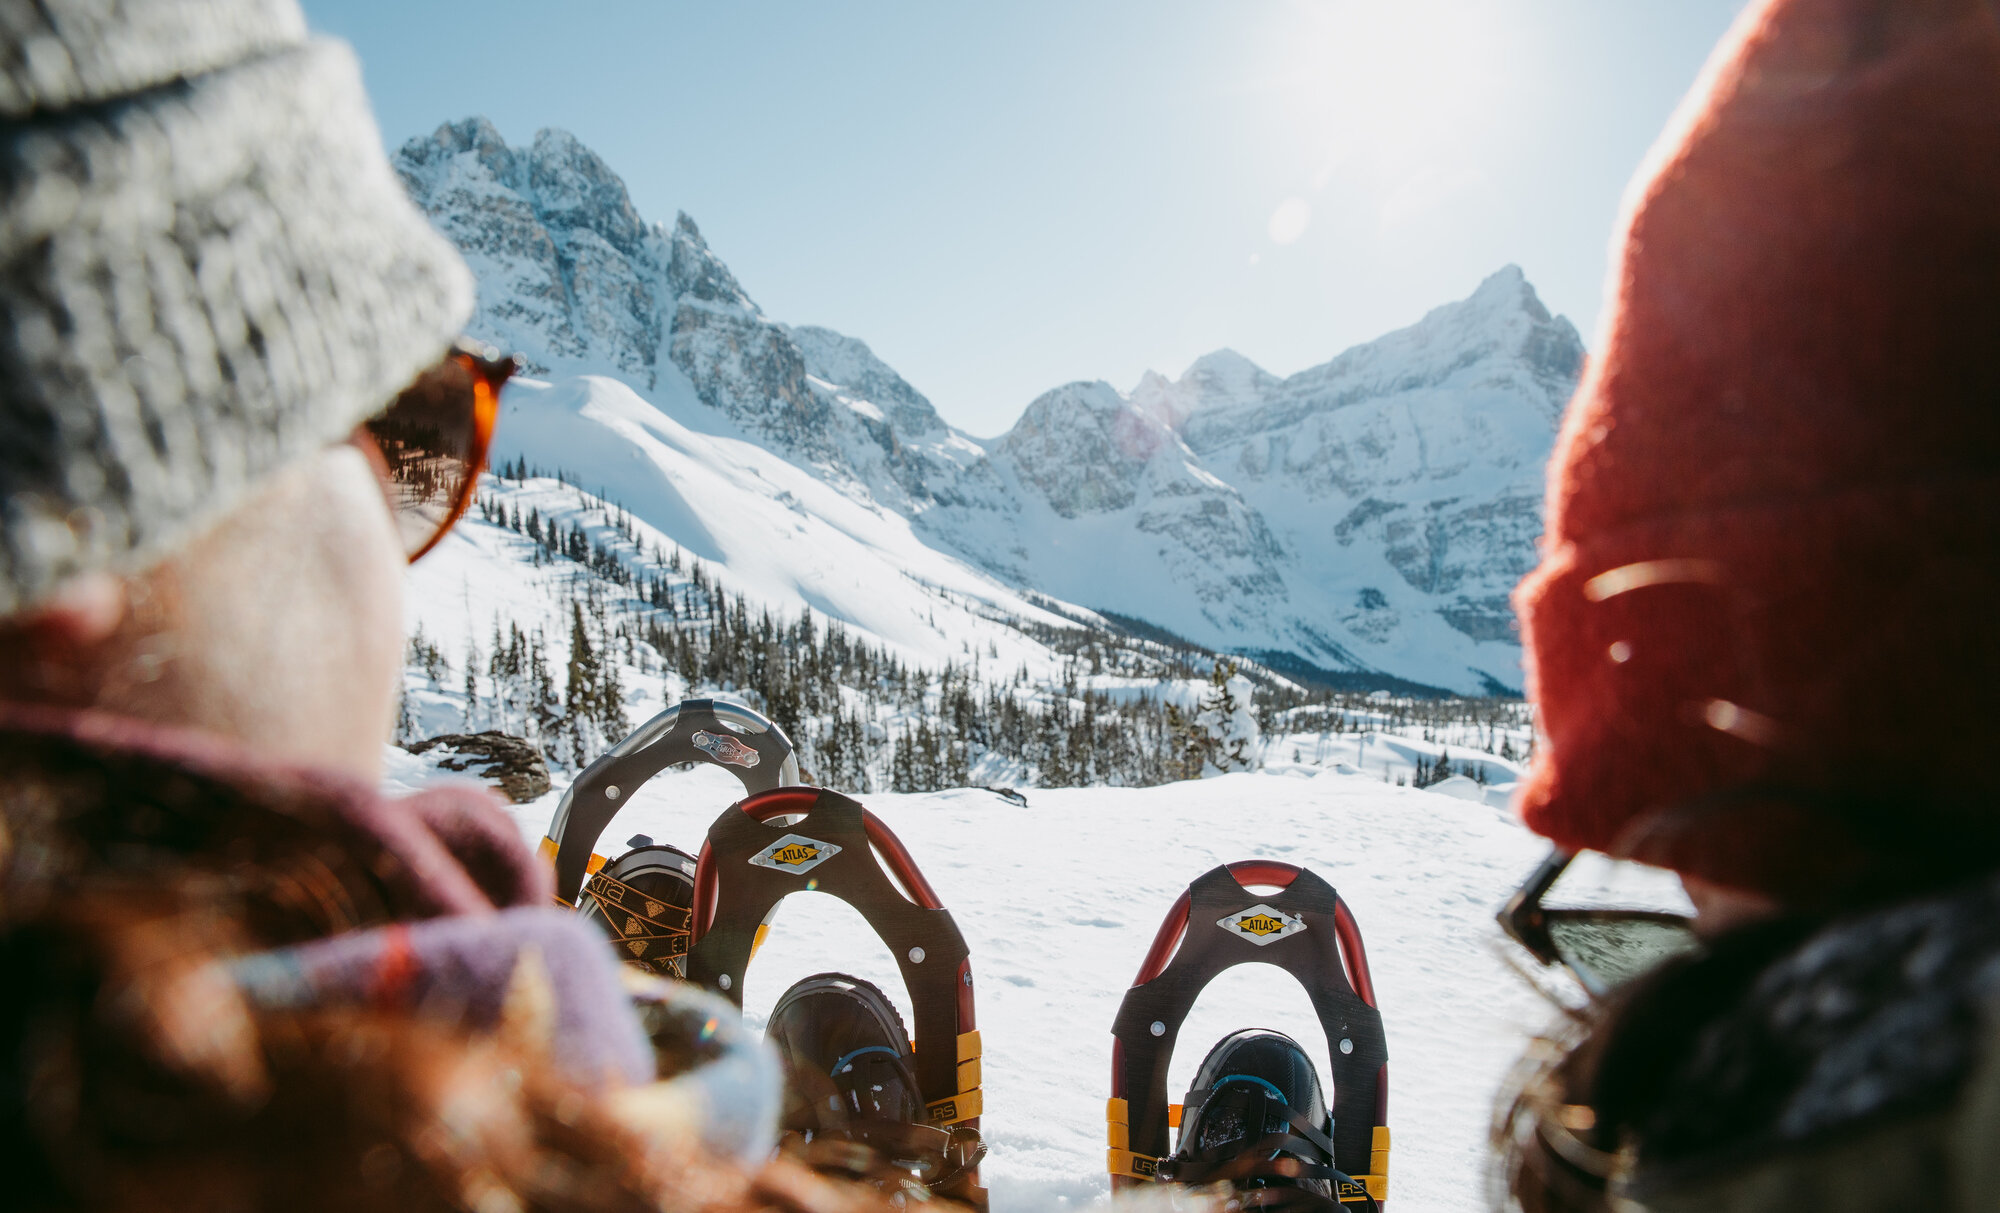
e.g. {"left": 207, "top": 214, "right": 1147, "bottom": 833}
{"left": 1468, "top": 262, "right": 1533, "bottom": 305}
{"left": 666, "top": 210, "right": 757, "bottom": 313}
{"left": 1183, "top": 348, "right": 1279, "bottom": 401}
{"left": 1127, "top": 348, "right": 1280, "bottom": 433}
{"left": 523, "top": 127, "right": 648, "bottom": 257}
{"left": 399, "top": 120, "right": 1585, "bottom": 694}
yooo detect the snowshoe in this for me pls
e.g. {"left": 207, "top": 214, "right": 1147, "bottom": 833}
{"left": 765, "top": 973, "right": 985, "bottom": 1202}
{"left": 540, "top": 699, "right": 801, "bottom": 975}
{"left": 687, "top": 787, "right": 987, "bottom": 1210}
{"left": 1108, "top": 862, "right": 1389, "bottom": 1209}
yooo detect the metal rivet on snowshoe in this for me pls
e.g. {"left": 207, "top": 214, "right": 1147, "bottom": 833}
{"left": 605, "top": 785, "right": 621, "bottom": 800}
{"left": 963, "top": 970, "right": 973, "bottom": 987}
{"left": 1340, "top": 1038, "right": 1354, "bottom": 1054}
{"left": 719, "top": 973, "right": 732, "bottom": 990}
{"left": 1151, "top": 1021, "right": 1166, "bottom": 1036}
{"left": 909, "top": 947, "right": 926, "bottom": 963}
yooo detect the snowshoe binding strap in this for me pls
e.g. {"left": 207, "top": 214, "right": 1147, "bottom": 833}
{"left": 540, "top": 698, "right": 802, "bottom": 905}
{"left": 1159, "top": 1081, "right": 1377, "bottom": 1213}
{"left": 578, "top": 845, "right": 697, "bottom": 978}
{"left": 781, "top": 1045, "right": 984, "bottom": 1205}
{"left": 783, "top": 1122, "right": 987, "bottom": 1202}
{"left": 688, "top": 787, "right": 986, "bottom": 1210}
{"left": 1108, "top": 862, "right": 1390, "bottom": 1205}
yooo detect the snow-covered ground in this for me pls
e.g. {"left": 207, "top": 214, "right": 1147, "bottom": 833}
{"left": 386, "top": 751, "right": 1689, "bottom": 1213}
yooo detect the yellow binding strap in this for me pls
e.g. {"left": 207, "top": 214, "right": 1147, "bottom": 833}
{"left": 1107, "top": 1148, "right": 1159, "bottom": 1180}
{"left": 1339, "top": 1174, "right": 1387, "bottom": 1203}
{"left": 925, "top": 1088, "right": 982, "bottom": 1125}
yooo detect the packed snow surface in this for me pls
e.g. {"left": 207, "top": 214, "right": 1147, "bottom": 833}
{"left": 418, "top": 760, "right": 1689, "bottom": 1213}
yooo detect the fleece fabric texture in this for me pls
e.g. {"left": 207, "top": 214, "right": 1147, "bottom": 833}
{"left": 0, "top": 0, "right": 472, "bottom": 615}
{"left": 0, "top": 704, "right": 670, "bottom": 1083}
{"left": 0, "top": 703, "right": 548, "bottom": 930}
{"left": 1512, "top": 0, "right": 2000, "bottom": 899}
{"left": 229, "top": 908, "right": 656, "bottom": 1088}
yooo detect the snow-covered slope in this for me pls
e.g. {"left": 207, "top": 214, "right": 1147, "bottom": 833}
{"left": 484, "top": 373, "right": 1067, "bottom": 665}
{"left": 395, "top": 119, "right": 1583, "bottom": 694}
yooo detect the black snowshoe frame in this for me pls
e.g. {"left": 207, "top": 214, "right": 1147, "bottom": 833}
{"left": 540, "top": 699, "right": 802, "bottom": 905}
{"left": 1108, "top": 861, "right": 1390, "bottom": 1207}
{"left": 686, "top": 786, "right": 986, "bottom": 1209}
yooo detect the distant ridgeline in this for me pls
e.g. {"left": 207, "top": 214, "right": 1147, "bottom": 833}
{"left": 393, "top": 118, "right": 1585, "bottom": 701}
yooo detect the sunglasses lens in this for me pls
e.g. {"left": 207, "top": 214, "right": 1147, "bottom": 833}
{"left": 1547, "top": 914, "right": 1702, "bottom": 996}
{"left": 366, "top": 352, "right": 502, "bottom": 561}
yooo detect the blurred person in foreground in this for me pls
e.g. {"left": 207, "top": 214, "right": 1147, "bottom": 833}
{"left": 0, "top": 5, "right": 828, "bottom": 1211}
{"left": 1495, "top": 0, "right": 2000, "bottom": 1209}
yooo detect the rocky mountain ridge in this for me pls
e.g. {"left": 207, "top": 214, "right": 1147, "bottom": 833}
{"left": 394, "top": 118, "right": 1585, "bottom": 694}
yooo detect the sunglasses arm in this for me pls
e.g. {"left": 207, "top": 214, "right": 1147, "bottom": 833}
{"left": 1497, "top": 847, "right": 1575, "bottom": 967}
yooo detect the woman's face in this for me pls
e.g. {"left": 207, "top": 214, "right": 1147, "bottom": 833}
{"left": 1, "top": 443, "right": 409, "bottom": 779}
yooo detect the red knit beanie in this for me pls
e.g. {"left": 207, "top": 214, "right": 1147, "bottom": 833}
{"left": 1514, "top": 0, "right": 2000, "bottom": 903}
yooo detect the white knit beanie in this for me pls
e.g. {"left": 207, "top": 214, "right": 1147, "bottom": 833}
{"left": 0, "top": 0, "right": 475, "bottom": 615}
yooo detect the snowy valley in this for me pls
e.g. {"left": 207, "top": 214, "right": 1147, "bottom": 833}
{"left": 379, "top": 118, "right": 1628, "bottom": 1213}
{"left": 393, "top": 118, "right": 1584, "bottom": 703}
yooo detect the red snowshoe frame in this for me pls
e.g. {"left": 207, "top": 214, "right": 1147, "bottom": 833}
{"left": 1108, "top": 861, "right": 1390, "bottom": 1206}
{"left": 688, "top": 787, "right": 986, "bottom": 1210}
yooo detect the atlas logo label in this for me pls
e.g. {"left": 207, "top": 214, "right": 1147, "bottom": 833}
{"left": 750, "top": 833, "right": 842, "bottom": 876}
{"left": 692, "top": 730, "right": 761, "bottom": 768}
{"left": 1218, "top": 903, "right": 1306, "bottom": 946}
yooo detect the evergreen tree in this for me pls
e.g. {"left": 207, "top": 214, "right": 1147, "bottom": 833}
{"left": 463, "top": 640, "right": 481, "bottom": 730}
{"left": 564, "top": 601, "right": 604, "bottom": 762}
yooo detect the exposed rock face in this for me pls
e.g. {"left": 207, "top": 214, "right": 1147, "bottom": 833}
{"left": 788, "top": 325, "right": 944, "bottom": 437}
{"left": 397, "top": 119, "right": 1585, "bottom": 694}
{"left": 395, "top": 120, "right": 834, "bottom": 459}
{"left": 406, "top": 732, "right": 552, "bottom": 804}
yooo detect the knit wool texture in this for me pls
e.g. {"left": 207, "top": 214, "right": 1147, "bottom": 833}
{"left": 1513, "top": 0, "right": 2000, "bottom": 900}
{"left": 0, "top": 0, "right": 473, "bottom": 615}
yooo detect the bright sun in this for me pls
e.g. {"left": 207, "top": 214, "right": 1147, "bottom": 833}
{"left": 1253, "top": 0, "right": 1523, "bottom": 209}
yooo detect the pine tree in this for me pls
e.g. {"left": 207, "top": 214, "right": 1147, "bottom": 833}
{"left": 595, "top": 626, "right": 629, "bottom": 740}
{"left": 463, "top": 640, "right": 482, "bottom": 730}
{"left": 564, "top": 601, "right": 603, "bottom": 763}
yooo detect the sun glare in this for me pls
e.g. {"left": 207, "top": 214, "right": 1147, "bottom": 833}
{"left": 1252, "top": 0, "right": 1524, "bottom": 223}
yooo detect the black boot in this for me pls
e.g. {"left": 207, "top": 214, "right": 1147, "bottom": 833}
{"left": 1163, "top": 1029, "right": 1377, "bottom": 1211}
{"left": 765, "top": 973, "right": 983, "bottom": 1202}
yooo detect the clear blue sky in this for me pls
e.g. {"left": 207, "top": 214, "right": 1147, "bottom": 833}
{"left": 305, "top": 0, "right": 1746, "bottom": 437}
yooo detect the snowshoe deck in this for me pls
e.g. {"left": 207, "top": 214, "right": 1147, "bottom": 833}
{"left": 1108, "top": 861, "right": 1390, "bottom": 1206}
{"left": 687, "top": 786, "right": 986, "bottom": 1210}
